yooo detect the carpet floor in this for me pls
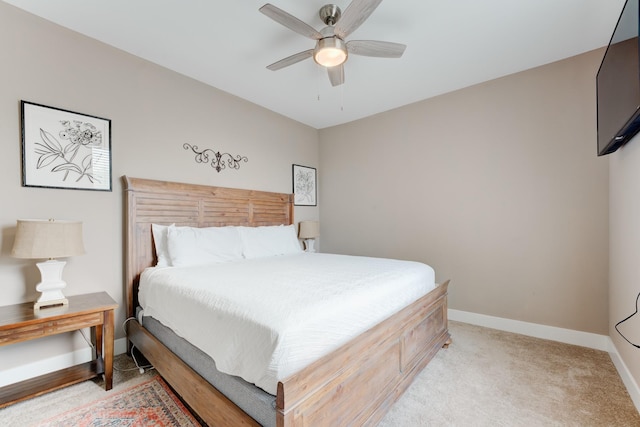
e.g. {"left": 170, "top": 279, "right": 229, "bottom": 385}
{"left": 378, "top": 321, "right": 640, "bottom": 426}
{"left": 2, "top": 321, "right": 639, "bottom": 426}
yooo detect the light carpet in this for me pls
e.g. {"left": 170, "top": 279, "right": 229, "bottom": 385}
{"left": 2, "top": 321, "right": 639, "bottom": 426}
{"left": 378, "top": 321, "right": 640, "bottom": 426}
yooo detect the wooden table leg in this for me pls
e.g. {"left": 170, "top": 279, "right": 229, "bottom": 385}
{"left": 94, "top": 318, "right": 103, "bottom": 361}
{"left": 103, "top": 309, "right": 114, "bottom": 390}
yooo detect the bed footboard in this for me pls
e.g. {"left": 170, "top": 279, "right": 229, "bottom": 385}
{"left": 277, "top": 280, "right": 450, "bottom": 426}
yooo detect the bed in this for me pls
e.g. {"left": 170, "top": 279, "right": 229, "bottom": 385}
{"left": 123, "top": 176, "right": 450, "bottom": 426}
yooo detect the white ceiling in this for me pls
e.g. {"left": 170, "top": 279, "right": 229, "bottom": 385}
{"left": 3, "top": 0, "right": 626, "bottom": 129}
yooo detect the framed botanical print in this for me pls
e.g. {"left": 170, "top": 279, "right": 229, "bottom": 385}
{"left": 21, "top": 101, "right": 112, "bottom": 191}
{"left": 292, "top": 164, "right": 317, "bottom": 206}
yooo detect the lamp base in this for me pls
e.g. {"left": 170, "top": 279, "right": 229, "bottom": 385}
{"left": 34, "top": 260, "right": 69, "bottom": 311}
{"left": 303, "top": 238, "right": 316, "bottom": 253}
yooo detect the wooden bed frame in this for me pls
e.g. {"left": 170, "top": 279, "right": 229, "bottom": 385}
{"left": 123, "top": 176, "right": 450, "bottom": 427}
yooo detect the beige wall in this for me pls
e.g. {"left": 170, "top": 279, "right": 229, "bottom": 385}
{"left": 319, "top": 49, "right": 609, "bottom": 335}
{"left": 610, "top": 135, "right": 640, "bottom": 389}
{"left": 0, "top": 3, "right": 319, "bottom": 373}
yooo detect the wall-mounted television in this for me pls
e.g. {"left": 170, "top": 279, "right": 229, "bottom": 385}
{"left": 596, "top": 0, "right": 640, "bottom": 156}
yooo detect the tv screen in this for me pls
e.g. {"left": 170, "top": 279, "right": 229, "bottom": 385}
{"left": 596, "top": 0, "right": 640, "bottom": 156}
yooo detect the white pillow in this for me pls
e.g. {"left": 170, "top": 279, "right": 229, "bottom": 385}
{"left": 166, "top": 225, "right": 243, "bottom": 267}
{"left": 151, "top": 223, "right": 173, "bottom": 267}
{"left": 238, "top": 224, "right": 302, "bottom": 259}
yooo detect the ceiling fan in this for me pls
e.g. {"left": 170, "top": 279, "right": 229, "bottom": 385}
{"left": 259, "top": 0, "right": 406, "bottom": 87}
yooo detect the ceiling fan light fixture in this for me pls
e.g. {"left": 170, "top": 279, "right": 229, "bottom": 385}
{"left": 314, "top": 37, "right": 347, "bottom": 67}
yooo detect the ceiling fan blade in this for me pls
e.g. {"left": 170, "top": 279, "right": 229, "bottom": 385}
{"left": 346, "top": 40, "right": 406, "bottom": 58}
{"left": 327, "top": 64, "right": 345, "bottom": 87}
{"left": 260, "top": 4, "right": 323, "bottom": 40}
{"left": 334, "top": 0, "right": 383, "bottom": 39}
{"left": 266, "top": 49, "right": 314, "bottom": 71}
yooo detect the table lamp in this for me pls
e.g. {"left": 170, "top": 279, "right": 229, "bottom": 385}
{"left": 298, "top": 220, "right": 320, "bottom": 253}
{"left": 11, "top": 219, "right": 86, "bottom": 310}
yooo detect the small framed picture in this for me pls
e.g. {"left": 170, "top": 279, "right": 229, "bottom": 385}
{"left": 21, "top": 101, "right": 112, "bottom": 191}
{"left": 292, "top": 164, "right": 317, "bottom": 206}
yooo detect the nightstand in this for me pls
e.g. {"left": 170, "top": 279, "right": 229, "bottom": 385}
{"left": 0, "top": 292, "right": 118, "bottom": 408}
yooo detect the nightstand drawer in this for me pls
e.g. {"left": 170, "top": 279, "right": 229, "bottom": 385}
{"left": 0, "top": 312, "right": 103, "bottom": 345}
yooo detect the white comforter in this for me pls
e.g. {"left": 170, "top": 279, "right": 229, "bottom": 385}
{"left": 138, "top": 252, "right": 436, "bottom": 395}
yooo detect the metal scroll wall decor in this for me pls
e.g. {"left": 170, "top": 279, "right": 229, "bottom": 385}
{"left": 183, "top": 143, "right": 248, "bottom": 173}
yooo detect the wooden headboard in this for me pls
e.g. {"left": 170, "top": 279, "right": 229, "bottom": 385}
{"left": 123, "top": 176, "right": 294, "bottom": 319}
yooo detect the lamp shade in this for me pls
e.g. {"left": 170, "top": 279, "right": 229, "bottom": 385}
{"left": 11, "top": 219, "right": 85, "bottom": 259}
{"left": 298, "top": 221, "right": 320, "bottom": 239}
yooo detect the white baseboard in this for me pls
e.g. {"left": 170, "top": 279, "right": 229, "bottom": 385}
{"left": 449, "top": 308, "right": 640, "bottom": 413}
{"left": 0, "top": 347, "right": 92, "bottom": 388}
{"left": 114, "top": 336, "right": 128, "bottom": 355}
{"left": 0, "top": 337, "right": 128, "bottom": 388}
{"left": 608, "top": 340, "right": 640, "bottom": 411}
{"left": 448, "top": 309, "right": 609, "bottom": 350}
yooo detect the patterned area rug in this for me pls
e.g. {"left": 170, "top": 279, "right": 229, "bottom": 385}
{"left": 35, "top": 376, "right": 201, "bottom": 427}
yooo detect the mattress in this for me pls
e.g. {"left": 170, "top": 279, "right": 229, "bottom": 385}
{"left": 138, "top": 252, "right": 436, "bottom": 395}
